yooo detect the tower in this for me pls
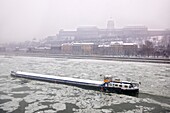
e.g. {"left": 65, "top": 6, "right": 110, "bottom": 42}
{"left": 107, "top": 20, "right": 114, "bottom": 30}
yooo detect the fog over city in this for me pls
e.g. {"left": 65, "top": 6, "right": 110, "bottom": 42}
{"left": 0, "top": 0, "right": 170, "bottom": 43}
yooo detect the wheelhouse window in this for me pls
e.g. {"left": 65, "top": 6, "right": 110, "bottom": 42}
{"left": 109, "top": 83, "right": 113, "bottom": 87}
{"left": 114, "top": 84, "right": 118, "bottom": 86}
{"left": 132, "top": 83, "right": 139, "bottom": 87}
{"left": 119, "top": 85, "right": 122, "bottom": 87}
{"left": 124, "top": 85, "right": 128, "bottom": 88}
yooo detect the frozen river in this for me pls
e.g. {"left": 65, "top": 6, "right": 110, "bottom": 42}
{"left": 0, "top": 55, "right": 170, "bottom": 112}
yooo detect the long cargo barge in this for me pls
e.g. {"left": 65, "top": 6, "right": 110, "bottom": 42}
{"left": 11, "top": 71, "right": 139, "bottom": 96}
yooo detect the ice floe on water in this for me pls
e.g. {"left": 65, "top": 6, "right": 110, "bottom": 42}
{"left": 52, "top": 103, "right": 66, "bottom": 111}
{"left": 0, "top": 97, "right": 22, "bottom": 112}
{"left": 25, "top": 102, "right": 48, "bottom": 113}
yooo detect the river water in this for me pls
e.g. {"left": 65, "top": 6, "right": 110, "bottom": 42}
{"left": 0, "top": 55, "right": 170, "bottom": 113}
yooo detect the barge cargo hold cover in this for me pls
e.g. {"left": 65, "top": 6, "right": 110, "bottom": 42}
{"left": 11, "top": 71, "right": 103, "bottom": 87}
{"left": 11, "top": 71, "right": 139, "bottom": 95}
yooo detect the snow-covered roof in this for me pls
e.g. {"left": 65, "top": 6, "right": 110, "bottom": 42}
{"left": 123, "top": 43, "right": 137, "bottom": 45}
{"left": 73, "top": 43, "right": 94, "bottom": 45}
{"left": 98, "top": 45, "right": 110, "bottom": 47}
{"left": 110, "top": 41, "right": 123, "bottom": 45}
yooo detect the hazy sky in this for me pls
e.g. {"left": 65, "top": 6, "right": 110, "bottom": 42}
{"left": 0, "top": 0, "right": 170, "bottom": 43}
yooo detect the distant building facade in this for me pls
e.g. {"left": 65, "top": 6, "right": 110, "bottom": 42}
{"left": 57, "top": 21, "right": 170, "bottom": 45}
{"left": 48, "top": 41, "right": 138, "bottom": 56}
{"left": 110, "top": 41, "right": 124, "bottom": 55}
{"left": 61, "top": 43, "right": 72, "bottom": 54}
{"left": 26, "top": 20, "right": 170, "bottom": 56}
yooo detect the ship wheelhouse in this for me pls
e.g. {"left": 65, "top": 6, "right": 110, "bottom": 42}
{"left": 102, "top": 75, "right": 139, "bottom": 93}
{"left": 103, "top": 81, "right": 134, "bottom": 89}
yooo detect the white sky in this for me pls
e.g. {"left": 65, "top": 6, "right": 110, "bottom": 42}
{"left": 0, "top": 0, "right": 170, "bottom": 43}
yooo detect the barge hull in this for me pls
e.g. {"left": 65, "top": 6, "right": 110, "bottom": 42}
{"left": 11, "top": 71, "right": 139, "bottom": 96}
{"left": 11, "top": 71, "right": 102, "bottom": 90}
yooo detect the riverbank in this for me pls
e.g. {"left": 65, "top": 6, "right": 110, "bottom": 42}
{"left": 0, "top": 52, "right": 170, "bottom": 64}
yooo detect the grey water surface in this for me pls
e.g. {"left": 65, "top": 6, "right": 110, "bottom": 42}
{"left": 0, "top": 55, "right": 170, "bottom": 113}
